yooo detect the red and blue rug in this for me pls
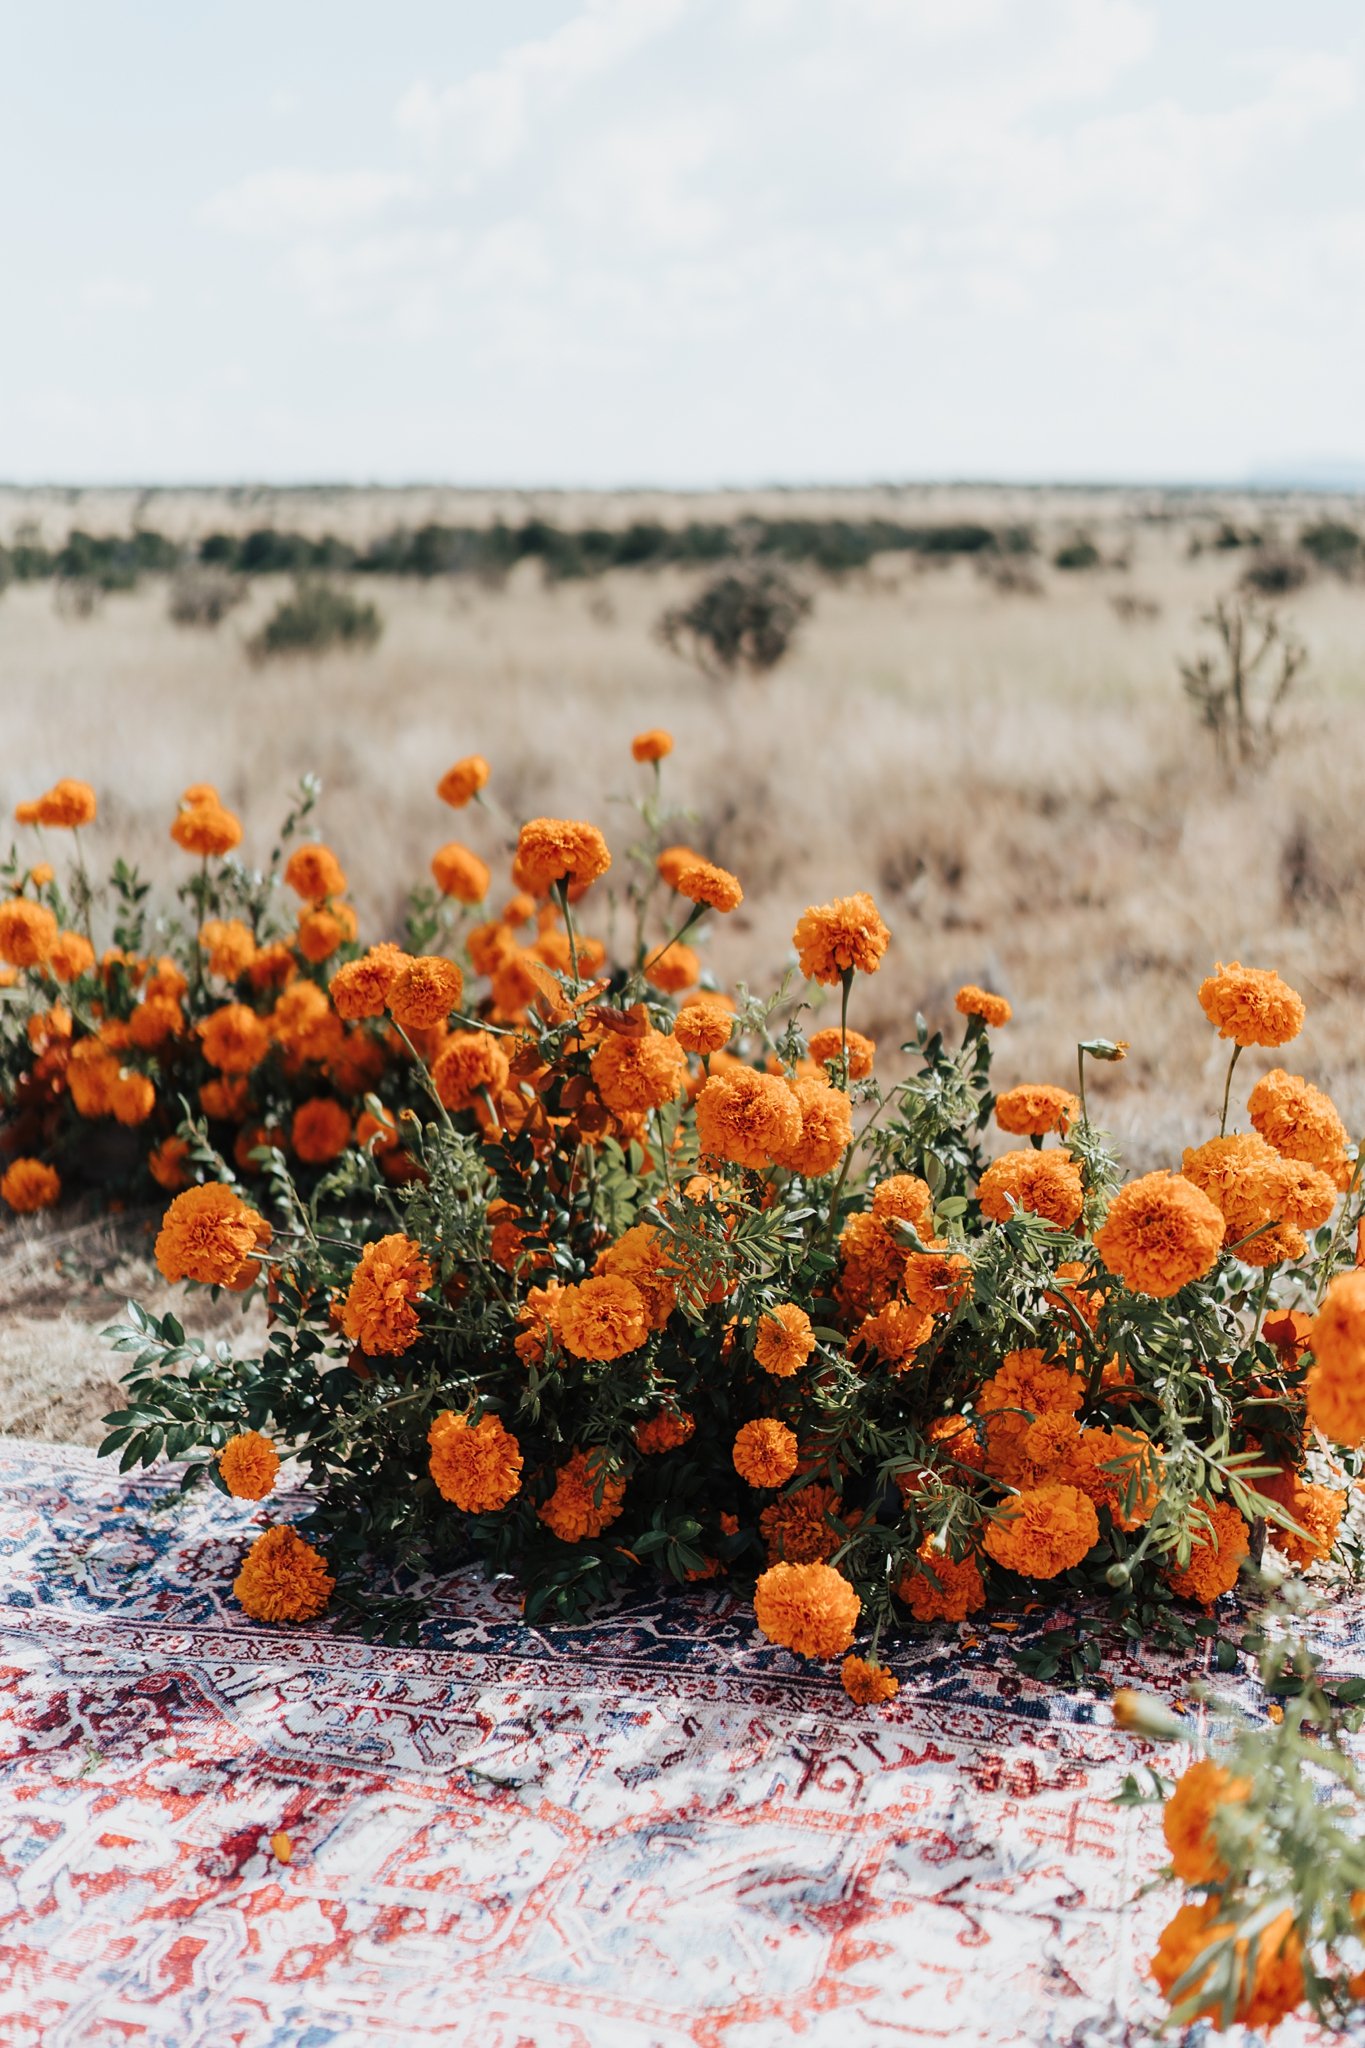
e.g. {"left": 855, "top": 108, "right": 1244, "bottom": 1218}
{"left": 0, "top": 1438, "right": 1356, "bottom": 2047}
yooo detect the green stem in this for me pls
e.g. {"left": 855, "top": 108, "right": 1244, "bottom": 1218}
{"left": 1219, "top": 1041, "right": 1242, "bottom": 1137}
{"left": 553, "top": 879, "right": 581, "bottom": 986}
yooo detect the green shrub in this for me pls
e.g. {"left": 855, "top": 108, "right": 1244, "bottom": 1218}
{"left": 1240, "top": 551, "right": 1309, "bottom": 597}
{"left": 167, "top": 566, "right": 246, "bottom": 629}
{"left": 656, "top": 562, "right": 811, "bottom": 677}
{"left": 1053, "top": 537, "right": 1101, "bottom": 571}
{"left": 1300, "top": 520, "right": 1361, "bottom": 577}
{"left": 249, "top": 580, "right": 383, "bottom": 660}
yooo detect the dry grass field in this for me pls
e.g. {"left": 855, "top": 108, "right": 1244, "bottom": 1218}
{"left": 3, "top": 481, "right": 1364, "bottom": 1439}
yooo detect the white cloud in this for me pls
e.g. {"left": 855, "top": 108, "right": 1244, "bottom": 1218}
{"left": 205, "top": 168, "right": 420, "bottom": 239}
{"left": 80, "top": 276, "right": 153, "bottom": 312}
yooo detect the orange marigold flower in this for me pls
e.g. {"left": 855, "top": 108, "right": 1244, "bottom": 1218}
{"left": 594, "top": 1222, "right": 676, "bottom": 1331}
{"left": 995, "top": 1083, "right": 1080, "bottom": 1138}
{"left": 631, "top": 728, "right": 673, "bottom": 763}
{"left": 388, "top": 955, "right": 464, "bottom": 1031}
{"left": 1060, "top": 1425, "right": 1161, "bottom": 1530}
{"left": 171, "top": 799, "right": 242, "bottom": 858}
{"left": 155, "top": 1183, "right": 271, "bottom": 1287}
{"left": 902, "top": 1244, "right": 974, "bottom": 1316}
{"left": 753, "top": 1560, "right": 860, "bottom": 1660}
{"left": 1181, "top": 1131, "right": 1300, "bottom": 1252}
{"left": 66, "top": 1040, "right": 118, "bottom": 1117}
{"left": 897, "top": 1538, "right": 987, "bottom": 1622}
{"left": 200, "top": 1002, "right": 273, "bottom": 1075}
{"left": 694, "top": 1067, "right": 801, "bottom": 1168}
{"left": 47, "top": 930, "right": 96, "bottom": 983}
{"left": 656, "top": 843, "right": 701, "bottom": 889}
{"left": 1162, "top": 1757, "right": 1252, "bottom": 1886}
{"left": 1248, "top": 1065, "right": 1350, "bottom": 1175}
{"left": 331, "top": 943, "right": 408, "bottom": 1020}
{"left": 733, "top": 1417, "right": 799, "bottom": 1487}
{"left": 284, "top": 843, "right": 347, "bottom": 903}
{"left": 592, "top": 1026, "right": 689, "bottom": 1115}
{"left": 978, "top": 1149, "right": 1084, "bottom": 1230}
{"left": 856, "top": 1299, "right": 933, "bottom": 1367}
{"left": 1165, "top": 1499, "right": 1250, "bottom": 1604}
{"left": 982, "top": 1481, "right": 1099, "bottom": 1579}
{"left": 291, "top": 1097, "right": 351, "bottom": 1164}
{"left": 1198, "top": 961, "right": 1305, "bottom": 1048}
{"left": 110, "top": 1070, "right": 156, "bottom": 1127}
{"left": 296, "top": 903, "right": 357, "bottom": 965}
{"left": 977, "top": 1349, "right": 1084, "bottom": 1482}
{"left": 807, "top": 1026, "right": 875, "bottom": 1077}
{"left": 672, "top": 859, "right": 743, "bottom": 913}
{"left": 537, "top": 1448, "right": 626, "bottom": 1541}
{"left": 233, "top": 1525, "right": 334, "bottom": 1623}
{"left": 200, "top": 918, "right": 258, "bottom": 981}
{"left": 759, "top": 1482, "right": 845, "bottom": 1565}
{"left": 644, "top": 942, "right": 700, "bottom": 995}
{"left": 34, "top": 777, "right": 97, "bottom": 829}
{"left": 841, "top": 1655, "right": 899, "bottom": 1705}
{"left": 147, "top": 1136, "right": 192, "bottom": 1193}
{"left": 769, "top": 1074, "right": 853, "bottom": 1178}
{"left": 428, "top": 1410, "right": 523, "bottom": 1513}
{"left": 834, "top": 1212, "right": 905, "bottom": 1317}
{"left": 437, "top": 755, "right": 490, "bottom": 808}
{"left": 431, "top": 841, "right": 491, "bottom": 904}
{"left": 514, "top": 818, "right": 611, "bottom": 896}
{"left": 200, "top": 1075, "right": 250, "bottom": 1121}
{"left": 872, "top": 1174, "right": 935, "bottom": 1233}
{"left": 673, "top": 998, "right": 734, "bottom": 1056}
{"left": 955, "top": 984, "right": 1012, "bottom": 1026}
{"left": 1275, "top": 1157, "right": 1338, "bottom": 1232}
{"left": 1150, "top": 1901, "right": 1304, "bottom": 2033}
{"left": 555, "top": 1274, "right": 648, "bottom": 1361}
{"left": 432, "top": 1030, "right": 511, "bottom": 1111}
{"left": 128, "top": 997, "right": 182, "bottom": 1051}
{"left": 1095, "top": 1171, "right": 1225, "bottom": 1297}
{"left": 0, "top": 899, "right": 58, "bottom": 967}
{"left": 1261, "top": 1470, "right": 1347, "bottom": 1570}
{"left": 792, "top": 892, "right": 889, "bottom": 984}
{"left": 754, "top": 1301, "right": 816, "bottom": 1377}
{"left": 247, "top": 942, "right": 296, "bottom": 993}
{"left": 634, "top": 1408, "right": 695, "bottom": 1454}
{"left": 1, "top": 1158, "right": 61, "bottom": 1213}
{"left": 1305, "top": 1269, "right": 1365, "bottom": 1449}
{"left": 340, "top": 1233, "right": 433, "bottom": 1357}
{"left": 218, "top": 1430, "right": 281, "bottom": 1502}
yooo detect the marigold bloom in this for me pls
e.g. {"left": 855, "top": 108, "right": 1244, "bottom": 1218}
{"left": 432, "top": 1030, "right": 511, "bottom": 1111}
{"left": 155, "top": 1183, "right": 271, "bottom": 1287}
{"left": 1, "top": 1158, "right": 61, "bottom": 1213}
{"left": 753, "top": 1561, "right": 860, "bottom": 1660}
{"left": 995, "top": 1083, "right": 1080, "bottom": 1138}
{"left": 902, "top": 1244, "right": 974, "bottom": 1316}
{"left": 754, "top": 1301, "right": 816, "bottom": 1377}
{"left": 672, "top": 859, "right": 743, "bottom": 913}
{"left": 982, "top": 1482, "right": 1099, "bottom": 1579}
{"left": 1162, "top": 1758, "right": 1251, "bottom": 1885}
{"left": 807, "top": 1025, "right": 875, "bottom": 1077}
{"left": 632, "top": 728, "right": 673, "bottom": 762}
{"left": 759, "top": 1483, "right": 845, "bottom": 1565}
{"left": 67, "top": 1040, "right": 119, "bottom": 1117}
{"left": 555, "top": 1274, "right": 648, "bottom": 1361}
{"left": 594, "top": 1222, "right": 677, "bottom": 1331}
{"left": 733, "top": 1418, "right": 799, "bottom": 1488}
{"left": 1095, "top": 1172, "right": 1226, "bottom": 1297}
{"left": 200, "top": 1002, "right": 272, "bottom": 1075}
{"left": 978, "top": 1149, "right": 1084, "bottom": 1231}
{"left": 515, "top": 818, "right": 611, "bottom": 896}
{"left": 1248, "top": 1066, "right": 1349, "bottom": 1175}
{"left": 1150, "top": 1901, "right": 1304, "bottom": 2033}
{"left": 978, "top": 1349, "right": 1084, "bottom": 1482}
{"left": 769, "top": 1074, "right": 853, "bottom": 1178}
{"left": 110, "top": 1070, "right": 156, "bottom": 1127}
{"left": 1059, "top": 1426, "right": 1161, "bottom": 1530}
{"left": 792, "top": 892, "right": 889, "bottom": 984}
{"left": 291, "top": 1097, "right": 352, "bottom": 1164}
{"left": 284, "top": 843, "right": 347, "bottom": 903}
{"left": 331, "top": 943, "right": 408, "bottom": 1020}
{"left": 431, "top": 842, "right": 491, "bottom": 904}
{"left": 694, "top": 1067, "right": 801, "bottom": 1168}
{"left": 592, "top": 1027, "right": 689, "bottom": 1115}
{"left": 340, "top": 1234, "right": 434, "bottom": 1357}
{"left": 33, "top": 777, "right": 97, "bottom": 829}
{"left": 171, "top": 799, "right": 242, "bottom": 858}
{"left": 634, "top": 1408, "right": 695, "bottom": 1454}
{"left": 1261, "top": 1472, "right": 1346, "bottom": 1569}
{"left": 147, "top": 1136, "right": 192, "bottom": 1193}
{"left": 872, "top": 1174, "right": 935, "bottom": 1233}
{"left": 1197, "top": 961, "right": 1305, "bottom": 1048}
{"left": 0, "top": 899, "right": 58, "bottom": 967}
{"left": 247, "top": 942, "right": 296, "bottom": 993}
{"left": 1306, "top": 1270, "right": 1365, "bottom": 1448}
{"left": 856, "top": 1299, "right": 933, "bottom": 1366}
{"left": 1165, "top": 1499, "right": 1250, "bottom": 1604}
{"left": 1181, "top": 1131, "right": 1299, "bottom": 1253}
{"left": 841, "top": 1656, "right": 899, "bottom": 1705}
{"left": 897, "top": 1539, "right": 987, "bottom": 1622}
{"left": 437, "top": 755, "right": 490, "bottom": 807}
{"left": 296, "top": 903, "right": 356, "bottom": 964}
{"left": 233, "top": 1525, "right": 334, "bottom": 1623}
{"left": 657, "top": 843, "right": 701, "bottom": 889}
{"left": 218, "top": 1431, "right": 281, "bottom": 1502}
{"left": 537, "top": 1448, "right": 626, "bottom": 1541}
{"left": 201, "top": 918, "right": 258, "bottom": 981}
{"left": 389, "top": 955, "right": 464, "bottom": 1031}
{"left": 428, "top": 1410, "right": 523, "bottom": 1513}
{"left": 199, "top": 1075, "right": 250, "bottom": 1121}
{"left": 673, "top": 998, "right": 733, "bottom": 1056}
{"left": 644, "top": 942, "right": 700, "bottom": 995}
{"left": 955, "top": 984, "right": 1012, "bottom": 1026}
{"left": 47, "top": 930, "right": 96, "bottom": 983}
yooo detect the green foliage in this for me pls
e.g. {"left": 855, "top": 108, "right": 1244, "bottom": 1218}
{"left": 656, "top": 562, "right": 813, "bottom": 677}
{"left": 249, "top": 580, "right": 383, "bottom": 661}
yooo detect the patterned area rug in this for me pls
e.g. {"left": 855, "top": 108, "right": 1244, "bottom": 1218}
{"left": 0, "top": 1439, "right": 1358, "bottom": 2048}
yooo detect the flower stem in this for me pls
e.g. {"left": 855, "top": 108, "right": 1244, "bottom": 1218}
{"left": 1219, "top": 1042, "right": 1242, "bottom": 1137}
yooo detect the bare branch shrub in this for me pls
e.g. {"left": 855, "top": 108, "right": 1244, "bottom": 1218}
{"left": 1179, "top": 598, "right": 1307, "bottom": 778}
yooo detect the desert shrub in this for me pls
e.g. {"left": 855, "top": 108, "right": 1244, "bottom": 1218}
{"left": 1109, "top": 592, "right": 1161, "bottom": 624}
{"left": 656, "top": 562, "right": 812, "bottom": 677}
{"left": 249, "top": 580, "right": 382, "bottom": 661}
{"left": 168, "top": 567, "right": 247, "bottom": 629}
{"left": 977, "top": 555, "right": 1043, "bottom": 596}
{"left": 1240, "top": 550, "right": 1309, "bottom": 597}
{"left": 1053, "top": 537, "right": 1101, "bottom": 571}
{"left": 1179, "top": 598, "right": 1306, "bottom": 776}
{"left": 1300, "top": 519, "right": 1361, "bottom": 578}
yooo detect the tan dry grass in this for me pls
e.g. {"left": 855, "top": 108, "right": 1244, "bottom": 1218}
{"left": 2, "top": 487, "right": 1364, "bottom": 1439}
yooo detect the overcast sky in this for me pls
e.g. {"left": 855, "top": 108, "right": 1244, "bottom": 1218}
{"left": 2, "top": 0, "right": 1362, "bottom": 486}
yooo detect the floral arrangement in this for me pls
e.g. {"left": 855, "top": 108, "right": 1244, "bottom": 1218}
{"left": 3, "top": 735, "right": 1365, "bottom": 2033}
